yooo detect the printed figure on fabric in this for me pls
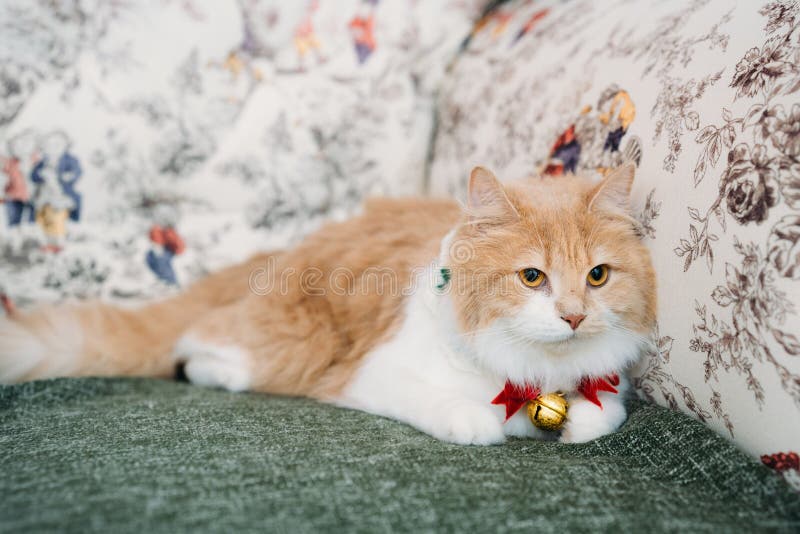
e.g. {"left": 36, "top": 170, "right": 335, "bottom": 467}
{"left": 295, "top": 0, "right": 325, "bottom": 69}
{"left": 546, "top": 124, "right": 581, "bottom": 175}
{"left": 469, "top": 5, "right": 549, "bottom": 51}
{"left": 1, "top": 130, "right": 36, "bottom": 227}
{"left": 544, "top": 87, "right": 642, "bottom": 177}
{"left": 146, "top": 207, "right": 186, "bottom": 286}
{"left": 32, "top": 131, "right": 82, "bottom": 223}
{"left": 512, "top": 9, "right": 549, "bottom": 46}
{"left": 2, "top": 130, "right": 84, "bottom": 253}
{"left": 598, "top": 89, "right": 635, "bottom": 153}
{"left": 471, "top": 9, "right": 513, "bottom": 42}
{"left": 349, "top": 0, "right": 380, "bottom": 64}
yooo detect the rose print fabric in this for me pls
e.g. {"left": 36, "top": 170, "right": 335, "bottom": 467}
{"left": 429, "top": 0, "right": 800, "bottom": 460}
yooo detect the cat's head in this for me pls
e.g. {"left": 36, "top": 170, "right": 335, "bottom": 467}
{"left": 444, "top": 164, "right": 656, "bottom": 387}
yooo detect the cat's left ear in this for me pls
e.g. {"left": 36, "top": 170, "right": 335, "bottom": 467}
{"left": 588, "top": 163, "right": 636, "bottom": 213}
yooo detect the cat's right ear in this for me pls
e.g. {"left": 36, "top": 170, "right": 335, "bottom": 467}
{"left": 467, "top": 167, "right": 519, "bottom": 224}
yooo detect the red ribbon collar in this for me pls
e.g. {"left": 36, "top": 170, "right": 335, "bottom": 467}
{"left": 491, "top": 374, "right": 620, "bottom": 421}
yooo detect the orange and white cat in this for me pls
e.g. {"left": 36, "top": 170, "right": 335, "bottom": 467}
{"left": 0, "top": 165, "right": 656, "bottom": 445}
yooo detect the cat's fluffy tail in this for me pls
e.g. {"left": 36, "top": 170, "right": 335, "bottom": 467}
{"left": 0, "top": 299, "right": 191, "bottom": 383}
{"left": 0, "top": 253, "right": 272, "bottom": 384}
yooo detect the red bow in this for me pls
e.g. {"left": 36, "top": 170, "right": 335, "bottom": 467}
{"left": 577, "top": 373, "right": 620, "bottom": 407}
{"left": 491, "top": 382, "right": 541, "bottom": 421}
{"left": 491, "top": 373, "right": 619, "bottom": 421}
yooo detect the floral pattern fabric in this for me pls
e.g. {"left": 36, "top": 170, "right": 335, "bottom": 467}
{"left": 429, "top": 0, "right": 800, "bottom": 459}
{"left": 3, "top": 0, "right": 799, "bottom": 466}
{"left": 0, "top": 0, "right": 485, "bottom": 306}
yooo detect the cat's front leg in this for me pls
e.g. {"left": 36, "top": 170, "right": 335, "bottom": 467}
{"left": 429, "top": 398, "right": 507, "bottom": 445}
{"left": 354, "top": 391, "right": 507, "bottom": 446}
{"left": 338, "top": 369, "right": 506, "bottom": 446}
{"left": 559, "top": 381, "right": 628, "bottom": 444}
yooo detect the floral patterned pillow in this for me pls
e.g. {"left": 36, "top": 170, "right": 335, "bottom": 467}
{"left": 429, "top": 0, "right": 800, "bottom": 467}
{"left": 0, "top": 0, "right": 485, "bottom": 305}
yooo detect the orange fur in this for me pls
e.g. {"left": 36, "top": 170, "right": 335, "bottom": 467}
{"left": 1, "top": 199, "right": 461, "bottom": 397}
{"left": 8, "top": 253, "right": 273, "bottom": 381}
{"left": 1, "top": 166, "right": 656, "bottom": 408}
{"left": 177, "top": 198, "right": 461, "bottom": 398}
{"left": 449, "top": 164, "right": 656, "bottom": 342}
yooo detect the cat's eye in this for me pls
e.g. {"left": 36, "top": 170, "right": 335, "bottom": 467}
{"left": 587, "top": 265, "right": 610, "bottom": 287}
{"left": 519, "top": 268, "right": 546, "bottom": 288}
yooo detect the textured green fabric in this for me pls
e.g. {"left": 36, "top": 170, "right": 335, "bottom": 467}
{"left": 1, "top": 378, "right": 798, "bottom": 533}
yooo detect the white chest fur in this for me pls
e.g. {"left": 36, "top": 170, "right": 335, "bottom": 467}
{"left": 336, "top": 271, "right": 540, "bottom": 444}
{"left": 336, "top": 267, "right": 633, "bottom": 445}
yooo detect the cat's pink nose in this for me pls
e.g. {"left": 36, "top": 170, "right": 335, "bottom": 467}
{"left": 561, "top": 314, "right": 586, "bottom": 330}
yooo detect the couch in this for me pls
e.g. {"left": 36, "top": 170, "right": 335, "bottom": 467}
{"left": 1, "top": 0, "right": 799, "bottom": 531}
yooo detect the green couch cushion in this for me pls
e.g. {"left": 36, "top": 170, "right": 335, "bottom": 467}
{"left": 1, "top": 378, "right": 798, "bottom": 532}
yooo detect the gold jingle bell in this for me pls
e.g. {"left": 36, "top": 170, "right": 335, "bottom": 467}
{"left": 527, "top": 392, "right": 569, "bottom": 431}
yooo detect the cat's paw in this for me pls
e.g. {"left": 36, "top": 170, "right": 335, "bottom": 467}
{"left": 174, "top": 335, "right": 252, "bottom": 392}
{"left": 434, "top": 403, "right": 506, "bottom": 445}
{"left": 503, "top": 409, "right": 553, "bottom": 439}
{"left": 559, "top": 398, "right": 626, "bottom": 444}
